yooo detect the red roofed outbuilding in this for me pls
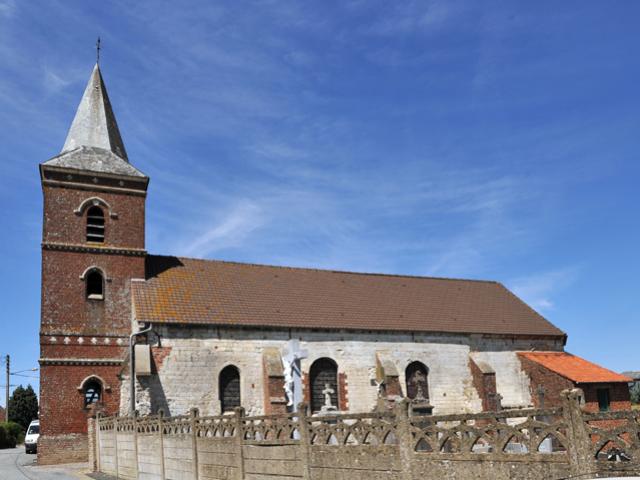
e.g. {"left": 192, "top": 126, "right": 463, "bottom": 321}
{"left": 518, "top": 352, "right": 632, "bottom": 412}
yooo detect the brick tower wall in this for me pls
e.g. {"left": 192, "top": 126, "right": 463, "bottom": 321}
{"left": 38, "top": 177, "right": 146, "bottom": 465}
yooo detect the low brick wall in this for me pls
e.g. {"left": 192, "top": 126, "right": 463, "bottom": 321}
{"left": 94, "top": 390, "right": 640, "bottom": 480}
{"left": 38, "top": 433, "right": 88, "bottom": 465}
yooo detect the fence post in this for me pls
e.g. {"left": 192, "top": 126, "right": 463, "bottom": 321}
{"left": 95, "top": 413, "right": 101, "bottom": 473}
{"left": 158, "top": 410, "right": 166, "bottom": 480}
{"left": 561, "top": 388, "right": 595, "bottom": 478}
{"left": 296, "top": 402, "right": 312, "bottom": 480}
{"left": 87, "top": 414, "right": 97, "bottom": 472}
{"left": 190, "top": 408, "right": 200, "bottom": 480}
{"left": 132, "top": 411, "right": 139, "bottom": 479}
{"left": 114, "top": 416, "right": 120, "bottom": 479}
{"left": 234, "top": 407, "right": 246, "bottom": 480}
{"left": 394, "top": 398, "right": 413, "bottom": 480}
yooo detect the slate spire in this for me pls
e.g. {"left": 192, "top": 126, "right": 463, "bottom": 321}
{"left": 61, "top": 64, "right": 128, "bottom": 161}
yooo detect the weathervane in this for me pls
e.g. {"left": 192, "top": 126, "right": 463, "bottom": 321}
{"left": 96, "top": 37, "right": 101, "bottom": 65}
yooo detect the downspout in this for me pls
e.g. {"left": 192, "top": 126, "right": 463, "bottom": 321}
{"left": 129, "top": 323, "right": 153, "bottom": 415}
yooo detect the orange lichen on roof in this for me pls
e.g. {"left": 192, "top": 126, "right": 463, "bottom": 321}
{"left": 130, "top": 255, "right": 566, "bottom": 337}
{"left": 518, "top": 351, "right": 632, "bottom": 384}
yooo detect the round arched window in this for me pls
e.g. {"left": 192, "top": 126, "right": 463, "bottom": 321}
{"left": 84, "top": 379, "right": 102, "bottom": 407}
{"left": 86, "top": 206, "right": 105, "bottom": 243}
{"left": 309, "top": 358, "right": 338, "bottom": 413}
{"left": 219, "top": 365, "right": 241, "bottom": 413}
{"left": 86, "top": 269, "right": 104, "bottom": 300}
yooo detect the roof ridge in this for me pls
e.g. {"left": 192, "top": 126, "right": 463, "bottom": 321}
{"left": 147, "top": 253, "right": 501, "bottom": 284}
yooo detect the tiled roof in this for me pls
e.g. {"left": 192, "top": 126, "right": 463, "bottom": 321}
{"left": 518, "top": 352, "right": 632, "bottom": 383}
{"left": 42, "top": 146, "right": 146, "bottom": 178}
{"left": 131, "top": 255, "right": 566, "bottom": 337}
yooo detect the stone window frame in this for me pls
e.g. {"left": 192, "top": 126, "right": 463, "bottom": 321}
{"left": 80, "top": 266, "right": 110, "bottom": 301}
{"left": 74, "top": 196, "right": 118, "bottom": 219}
{"left": 77, "top": 375, "right": 111, "bottom": 409}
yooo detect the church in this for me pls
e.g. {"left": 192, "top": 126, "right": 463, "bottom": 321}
{"left": 38, "top": 64, "right": 631, "bottom": 464}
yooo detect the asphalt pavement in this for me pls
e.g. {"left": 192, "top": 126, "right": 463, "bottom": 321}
{"left": 0, "top": 447, "right": 91, "bottom": 479}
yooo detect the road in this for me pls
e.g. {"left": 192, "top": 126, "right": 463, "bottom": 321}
{"left": 0, "top": 447, "right": 90, "bottom": 479}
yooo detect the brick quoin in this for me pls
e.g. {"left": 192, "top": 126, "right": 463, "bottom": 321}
{"left": 338, "top": 372, "right": 349, "bottom": 411}
{"left": 38, "top": 162, "right": 148, "bottom": 464}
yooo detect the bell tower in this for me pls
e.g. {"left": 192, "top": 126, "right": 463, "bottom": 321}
{"left": 38, "top": 64, "right": 149, "bottom": 464}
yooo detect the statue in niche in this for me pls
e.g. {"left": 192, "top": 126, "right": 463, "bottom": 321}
{"left": 320, "top": 382, "right": 337, "bottom": 413}
{"left": 411, "top": 369, "right": 428, "bottom": 401}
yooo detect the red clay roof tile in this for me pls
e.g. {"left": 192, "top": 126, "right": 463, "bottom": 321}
{"left": 131, "top": 255, "right": 566, "bottom": 337}
{"left": 518, "top": 352, "right": 631, "bottom": 383}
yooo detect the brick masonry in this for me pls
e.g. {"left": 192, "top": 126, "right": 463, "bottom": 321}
{"left": 39, "top": 174, "right": 147, "bottom": 464}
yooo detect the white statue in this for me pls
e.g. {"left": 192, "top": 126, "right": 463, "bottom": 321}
{"left": 282, "top": 340, "right": 308, "bottom": 409}
{"left": 323, "top": 383, "right": 334, "bottom": 408}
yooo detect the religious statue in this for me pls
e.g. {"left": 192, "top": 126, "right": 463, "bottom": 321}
{"left": 282, "top": 340, "right": 308, "bottom": 409}
{"left": 323, "top": 383, "right": 334, "bottom": 407}
{"left": 320, "top": 382, "right": 337, "bottom": 413}
{"left": 412, "top": 370, "right": 427, "bottom": 401}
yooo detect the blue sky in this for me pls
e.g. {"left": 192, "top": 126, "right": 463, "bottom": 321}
{"left": 0, "top": 1, "right": 638, "bottom": 405}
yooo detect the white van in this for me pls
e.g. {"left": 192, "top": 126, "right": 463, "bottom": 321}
{"left": 24, "top": 419, "right": 39, "bottom": 454}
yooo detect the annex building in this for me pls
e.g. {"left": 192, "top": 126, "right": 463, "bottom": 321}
{"left": 38, "top": 64, "right": 632, "bottom": 464}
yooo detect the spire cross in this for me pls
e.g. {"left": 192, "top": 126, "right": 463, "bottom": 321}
{"left": 96, "top": 37, "right": 101, "bottom": 65}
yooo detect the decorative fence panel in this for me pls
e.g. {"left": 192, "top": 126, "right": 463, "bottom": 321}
{"left": 93, "top": 390, "right": 640, "bottom": 480}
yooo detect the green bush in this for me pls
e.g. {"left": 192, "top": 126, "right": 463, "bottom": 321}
{"left": 0, "top": 422, "right": 24, "bottom": 445}
{"left": 0, "top": 424, "right": 17, "bottom": 449}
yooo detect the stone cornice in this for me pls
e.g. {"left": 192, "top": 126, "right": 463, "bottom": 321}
{"left": 41, "top": 178, "right": 148, "bottom": 196}
{"left": 42, "top": 242, "right": 146, "bottom": 257}
{"left": 39, "top": 358, "right": 124, "bottom": 366}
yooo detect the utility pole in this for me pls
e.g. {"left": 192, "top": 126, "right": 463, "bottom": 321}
{"left": 5, "top": 355, "right": 9, "bottom": 422}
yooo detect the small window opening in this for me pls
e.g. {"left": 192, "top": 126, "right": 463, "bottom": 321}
{"left": 597, "top": 388, "right": 610, "bottom": 412}
{"left": 84, "top": 380, "right": 102, "bottom": 407}
{"left": 86, "top": 206, "right": 105, "bottom": 243}
{"left": 219, "top": 365, "right": 241, "bottom": 413}
{"left": 86, "top": 270, "right": 104, "bottom": 300}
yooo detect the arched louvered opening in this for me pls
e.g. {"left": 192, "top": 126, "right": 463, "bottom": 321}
{"left": 86, "top": 269, "right": 104, "bottom": 300}
{"left": 86, "top": 206, "right": 105, "bottom": 243}
{"left": 219, "top": 365, "right": 241, "bottom": 413}
{"left": 83, "top": 379, "right": 102, "bottom": 407}
{"left": 309, "top": 358, "right": 338, "bottom": 413}
{"left": 406, "top": 361, "right": 429, "bottom": 400}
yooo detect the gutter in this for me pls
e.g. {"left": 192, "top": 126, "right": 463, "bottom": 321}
{"left": 129, "top": 323, "right": 153, "bottom": 415}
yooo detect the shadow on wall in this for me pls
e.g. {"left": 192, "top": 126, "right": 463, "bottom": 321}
{"left": 138, "top": 374, "right": 170, "bottom": 416}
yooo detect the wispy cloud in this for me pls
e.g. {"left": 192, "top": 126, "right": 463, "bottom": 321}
{"left": 509, "top": 267, "right": 580, "bottom": 311}
{"left": 0, "top": 0, "right": 15, "bottom": 17}
{"left": 177, "top": 200, "right": 266, "bottom": 258}
{"left": 360, "top": 0, "right": 461, "bottom": 36}
{"left": 43, "top": 68, "right": 75, "bottom": 93}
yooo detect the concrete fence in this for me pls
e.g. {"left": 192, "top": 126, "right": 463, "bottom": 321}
{"left": 91, "top": 389, "right": 640, "bottom": 480}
